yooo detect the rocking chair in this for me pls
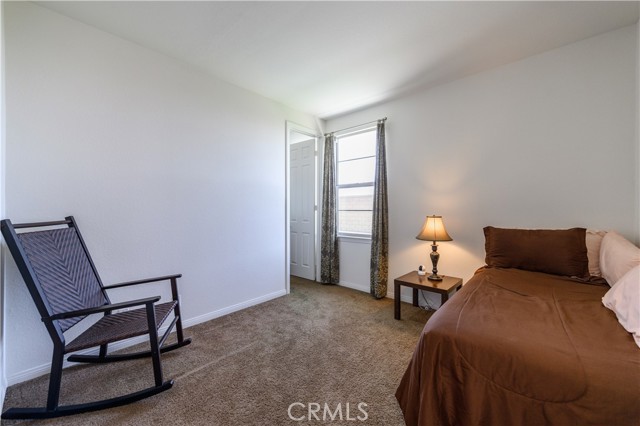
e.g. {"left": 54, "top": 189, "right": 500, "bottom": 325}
{"left": 0, "top": 216, "right": 191, "bottom": 419}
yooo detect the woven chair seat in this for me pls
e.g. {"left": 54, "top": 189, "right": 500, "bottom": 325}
{"left": 65, "top": 301, "right": 177, "bottom": 353}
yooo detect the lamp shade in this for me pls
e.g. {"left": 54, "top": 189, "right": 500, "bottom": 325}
{"left": 416, "top": 215, "right": 452, "bottom": 242}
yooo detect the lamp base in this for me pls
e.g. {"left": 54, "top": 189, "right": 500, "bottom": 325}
{"left": 429, "top": 243, "right": 443, "bottom": 281}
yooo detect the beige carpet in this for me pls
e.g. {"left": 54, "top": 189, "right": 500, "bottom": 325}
{"left": 2, "top": 277, "right": 431, "bottom": 425}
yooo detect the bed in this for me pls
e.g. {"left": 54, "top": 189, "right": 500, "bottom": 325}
{"left": 396, "top": 227, "right": 640, "bottom": 426}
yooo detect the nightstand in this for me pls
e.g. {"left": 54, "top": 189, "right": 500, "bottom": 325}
{"left": 393, "top": 272, "right": 462, "bottom": 320}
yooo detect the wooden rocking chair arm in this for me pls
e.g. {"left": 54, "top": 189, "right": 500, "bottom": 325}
{"left": 103, "top": 274, "right": 182, "bottom": 290}
{"left": 46, "top": 296, "right": 161, "bottom": 321}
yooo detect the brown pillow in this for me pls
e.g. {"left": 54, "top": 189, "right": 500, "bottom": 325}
{"left": 484, "top": 227, "right": 589, "bottom": 278}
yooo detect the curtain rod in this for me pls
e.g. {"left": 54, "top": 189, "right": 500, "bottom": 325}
{"left": 325, "top": 117, "right": 386, "bottom": 137}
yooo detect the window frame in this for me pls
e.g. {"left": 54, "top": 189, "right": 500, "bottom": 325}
{"left": 334, "top": 125, "right": 377, "bottom": 239}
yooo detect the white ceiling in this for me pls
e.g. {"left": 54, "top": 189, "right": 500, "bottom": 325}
{"left": 37, "top": 1, "right": 639, "bottom": 119}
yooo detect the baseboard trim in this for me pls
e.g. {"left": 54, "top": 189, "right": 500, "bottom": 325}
{"left": 181, "top": 289, "right": 286, "bottom": 328}
{"left": 6, "top": 289, "right": 287, "bottom": 386}
{"left": 337, "top": 280, "right": 369, "bottom": 294}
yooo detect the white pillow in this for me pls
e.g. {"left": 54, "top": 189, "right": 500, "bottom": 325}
{"left": 599, "top": 231, "right": 640, "bottom": 286}
{"left": 602, "top": 265, "right": 640, "bottom": 348}
{"left": 586, "top": 229, "right": 607, "bottom": 277}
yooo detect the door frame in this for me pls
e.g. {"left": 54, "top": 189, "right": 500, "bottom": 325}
{"left": 285, "top": 121, "right": 319, "bottom": 294}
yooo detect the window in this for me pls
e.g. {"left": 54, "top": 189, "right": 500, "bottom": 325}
{"left": 336, "top": 127, "right": 377, "bottom": 238}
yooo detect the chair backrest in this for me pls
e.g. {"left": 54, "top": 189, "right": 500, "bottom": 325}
{"left": 1, "top": 217, "right": 108, "bottom": 333}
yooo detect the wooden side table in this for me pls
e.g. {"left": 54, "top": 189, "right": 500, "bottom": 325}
{"left": 394, "top": 272, "right": 463, "bottom": 320}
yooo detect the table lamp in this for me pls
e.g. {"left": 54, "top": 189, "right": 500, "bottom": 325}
{"left": 416, "top": 215, "right": 452, "bottom": 281}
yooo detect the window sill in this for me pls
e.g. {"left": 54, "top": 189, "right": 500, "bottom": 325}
{"left": 338, "top": 235, "right": 372, "bottom": 244}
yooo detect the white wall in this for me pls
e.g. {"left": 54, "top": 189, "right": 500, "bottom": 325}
{"left": 636, "top": 21, "right": 640, "bottom": 247}
{"left": 3, "top": 2, "right": 318, "bottom": 384}
{"left": 326, "top": 24, "right": 639, "bottom": 305}
{"left": 0, "top": 0, "right": 6, "bottom": 409}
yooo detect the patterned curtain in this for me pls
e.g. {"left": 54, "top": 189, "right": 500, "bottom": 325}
{"left": 370, "top": 120, "right": 389, "bottom": 299}
{"left": 320, "top": 133, "right": 339, "bottom": 284}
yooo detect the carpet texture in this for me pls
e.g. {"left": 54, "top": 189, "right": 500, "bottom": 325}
{"left": 2, "top": 277, "right": 431, "bottom": 425}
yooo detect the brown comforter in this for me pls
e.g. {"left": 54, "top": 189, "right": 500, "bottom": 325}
{"left": 396, "top": 267, "right": 640, "bottom": 426}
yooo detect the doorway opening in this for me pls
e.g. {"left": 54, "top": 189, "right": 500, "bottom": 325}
{"left": 285, "top": 122, "right": 319, "bottom": 294}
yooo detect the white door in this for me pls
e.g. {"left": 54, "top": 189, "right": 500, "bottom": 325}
{"left": 290, "top": 139, "right": 316, "bottom": 280}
